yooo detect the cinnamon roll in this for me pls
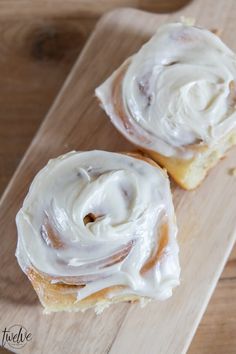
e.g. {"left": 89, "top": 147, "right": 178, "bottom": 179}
{"left": 95, "top": 22, "right": 236, "bottom": 189}
{"left": 16, "top": 151, "right": 180, "bottom": 313}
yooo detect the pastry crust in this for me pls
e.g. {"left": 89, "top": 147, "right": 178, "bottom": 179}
{"left": 27, "top": 267, "right": 141, "bottom": 313}
{"left": 145, "top": 131, "right": 236, "bottom": 190}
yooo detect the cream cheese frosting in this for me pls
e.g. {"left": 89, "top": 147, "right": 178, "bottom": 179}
{"left": 16, "top": 151, "right": 180, "bottom": 301}
{"left": 96, "top": 22, "right": 236, "bottom": 158}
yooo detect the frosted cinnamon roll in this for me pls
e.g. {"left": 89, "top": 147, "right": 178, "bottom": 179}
{"left": 95, "top": 22, "right": 236, "bottom": 189}
{"left": 16, "top": 151, "right": 180, "bottom": 313}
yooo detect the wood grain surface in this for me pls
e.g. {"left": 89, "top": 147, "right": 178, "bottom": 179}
{"left": 0, "top": 0, "right": 191, "bottom": 18}
{"left": 0, "top": 0, "right": 191, "bottom": 197}
{"left": 0, "top": 17, "right": 95, "bottom": 196}
{"left": 0, "top": 1, "right": 236, "bottom": 353}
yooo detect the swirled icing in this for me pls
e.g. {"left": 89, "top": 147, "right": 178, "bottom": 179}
{"left": 16, "top": 151, "right": 180, "bottom": 301}
{"left": 96, "top": 22, "right": 236, "bottom": 158}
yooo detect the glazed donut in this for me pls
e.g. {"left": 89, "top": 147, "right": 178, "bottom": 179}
{"left": 96, "top": 22, "right": 236, "bottom": 189}
{"left": 16, "top": 150, "right": 180, "bottom": 313}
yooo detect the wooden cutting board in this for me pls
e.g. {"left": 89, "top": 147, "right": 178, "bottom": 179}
{"left": 1, "top": 2, "right": 236, "bottom": 353}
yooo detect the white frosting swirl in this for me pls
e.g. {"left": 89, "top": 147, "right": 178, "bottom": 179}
{"left": 96, "top": 23, "right": 236, "bottom": 158}
{"left": 16, "top": 151, "right": 180, "bottom": 301}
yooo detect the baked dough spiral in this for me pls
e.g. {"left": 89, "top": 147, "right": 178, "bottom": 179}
{"left": 16, "top": 151, "right": 180, "bottom": 310}
{"left": 96, "top": 22, "right": 236, "bottom": 159}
